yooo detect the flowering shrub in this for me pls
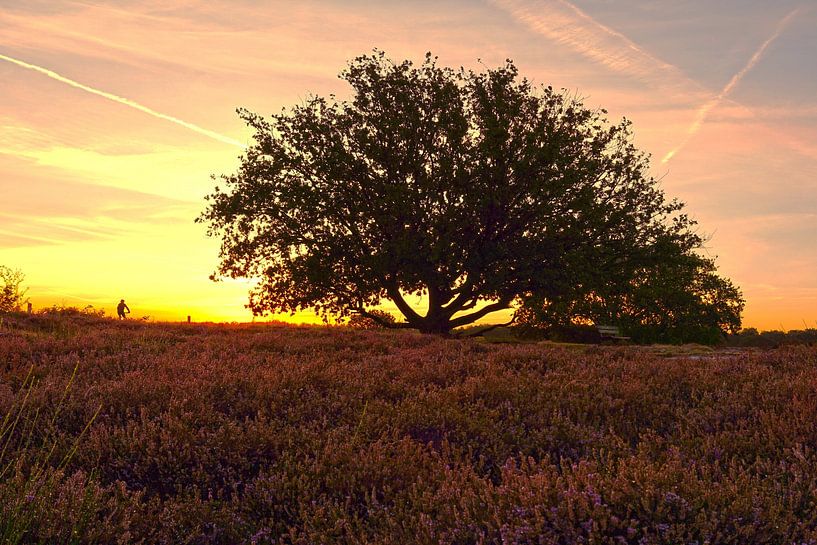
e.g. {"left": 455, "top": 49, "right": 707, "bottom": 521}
{"left": 1, "top": 314, "right": 816, "bottom": 543}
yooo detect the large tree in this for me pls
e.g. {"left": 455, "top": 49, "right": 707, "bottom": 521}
{"left": 200, "top": 51, "right": 730, "bottom": 334}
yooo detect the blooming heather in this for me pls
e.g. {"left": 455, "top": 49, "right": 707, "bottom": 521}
{"left": 0, "top": 313, "right": 816, "bottom": 543}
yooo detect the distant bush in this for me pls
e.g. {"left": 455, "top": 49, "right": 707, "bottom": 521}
{"left": 728, "top": 327, "right": 817, "bottom": 347}
{"left": 37, "top": 304, "right": 106, "bottom": 318}
{"left": 454, "top": 325, "right": 531, "bottom": 343}
{"left": 528, "top": 323, "right": 602, "bottom": 344}
{"left": 479, "top": 323, "right": 817, "bottom": 348}
{"left": 347, "top": 309, "right": 397, "bottom": 329}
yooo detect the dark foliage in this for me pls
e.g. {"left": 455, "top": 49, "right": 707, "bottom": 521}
{"left": 728, "top": 327, "right": 817, "bottom": 348}
{"left": 200, "top": 51, "right": 715, "bottom": 334}
{"left": 37, "top": 304, "right": 107, "bottom": 318}
{"left": 347, "top": 309, "right": 397, "bottom": 329}
{"left": 518, "top": 249, "right": 744, "bottom": 345}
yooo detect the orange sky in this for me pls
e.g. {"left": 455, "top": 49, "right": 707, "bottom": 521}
{"left": 1, "top": 0, "right": 816, "bottom": 329}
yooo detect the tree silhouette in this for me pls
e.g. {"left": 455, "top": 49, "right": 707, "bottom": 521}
{"left": 200, "top": 51, "right": 737, "bottom": 335}
{"left": 0, "top": 265, "right": 28, "bottom": 313}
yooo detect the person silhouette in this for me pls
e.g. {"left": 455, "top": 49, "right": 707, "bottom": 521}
{"left": 117, "top": 299, "right": 130, "bottom": 320}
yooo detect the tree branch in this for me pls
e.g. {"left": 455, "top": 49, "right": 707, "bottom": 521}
{"left": 385, "top": 282, "right": 423, "bottom": 324}
{"left": 426, "top": 282, "right": 442, "bottom": 319}
{"left": 441, "top": 274, "right": 477, "bottom": 318}
{"left": 456, "top": 316, "right": 517, "bottom": 338}
{"left": 449, "top": 296, "right": 515, "bottom": 328}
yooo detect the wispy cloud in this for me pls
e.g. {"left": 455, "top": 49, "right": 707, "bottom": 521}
{"left": 488, "top": 0, "right": 704, "bottom": 99}
{"left": 0, "top": 140, "right": 229, "bottom": 202}
{"left": 0, "top": 213, "right": 118, "bottom": 246}
{"left": 661, "top": 8, "right": 801, "bottom": 163}
{"left": 0, "top": 52, "right": 246, "bottom": 148}
{"left": 0, "top": 4, "right": 365, "bottom": 80}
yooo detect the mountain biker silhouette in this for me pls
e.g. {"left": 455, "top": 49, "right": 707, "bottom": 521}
{"left": 117, "top": 299, "right": 130, "bottom": 320}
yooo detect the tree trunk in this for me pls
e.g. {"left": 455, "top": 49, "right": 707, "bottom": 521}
{"left": 390, "top": 291, "right": 515, "bottom": 335}
{"left": 413, "top": 317, "right": 454, "bottom": 336}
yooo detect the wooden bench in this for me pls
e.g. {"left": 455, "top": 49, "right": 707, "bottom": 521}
{"left": 596, "top": 325, "right": 630, "bottom": 343}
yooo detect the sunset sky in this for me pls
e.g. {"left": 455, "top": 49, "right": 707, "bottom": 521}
{"left": 2, "top": 0, "right": 816, "bottom": 328}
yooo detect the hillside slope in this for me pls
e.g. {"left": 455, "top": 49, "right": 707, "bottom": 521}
{"left": 1, "top": 315, "right": 816, "bottom": 544}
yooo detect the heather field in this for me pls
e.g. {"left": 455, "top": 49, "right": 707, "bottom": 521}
{"left": 2, "top": 314, "right": 817, "bottom": 544}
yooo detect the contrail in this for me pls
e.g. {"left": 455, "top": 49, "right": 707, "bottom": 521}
{"left": 0, "top": 52, "right": 246, "bottom": 149}
{"left": 489, "top": 0, "right": 703, "bottom": 99}
{"left": 551, "top": 0, "right": 682, "bottom": 78}
{"left": 662, "top": 8, "right": 800, "bottom": 163}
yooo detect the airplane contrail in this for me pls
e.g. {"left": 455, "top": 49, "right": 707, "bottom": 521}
{"left": 0, "top": 52, "right": 246, "bottom": 149}
{"left": 488, "top": 0, "right": 703, "bottom": 99}
{"left": 661, "top": 8, "right": 800, "bottom": 163}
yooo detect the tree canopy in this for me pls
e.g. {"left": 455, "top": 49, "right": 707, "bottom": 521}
{"left": 516, "top": 248, "right": 744, "bottom": 344}
{"left": 200, "top": 51, "right": 741, "bottom": 335}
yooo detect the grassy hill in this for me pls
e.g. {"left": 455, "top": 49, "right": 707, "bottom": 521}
{"left": 1, "top": 314, "right": 816, "bottom": 544}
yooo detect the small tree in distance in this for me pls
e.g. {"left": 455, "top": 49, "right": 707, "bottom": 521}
{"left": 0, "top": 265, "right": 28, "bottom": 312}
{"left": 200, "top": 50, "right": 740, "bottom": 335}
